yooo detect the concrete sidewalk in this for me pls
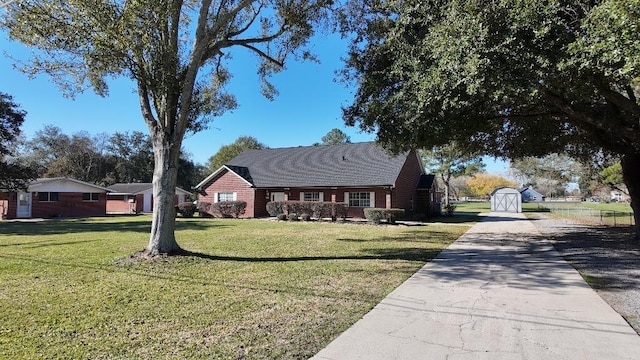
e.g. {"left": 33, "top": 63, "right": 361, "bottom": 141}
{"left": 311, "top": 212, "right": 640, "bottom": 360}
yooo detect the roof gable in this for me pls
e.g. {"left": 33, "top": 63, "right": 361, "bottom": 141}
{"left": 28, "top": 177, "right": 111, "bottom": 193}
{"left": 216, "top": 142, "right": 414, "bottom": 188}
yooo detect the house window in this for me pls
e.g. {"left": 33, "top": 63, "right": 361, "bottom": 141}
{"left": 217, "top": 192, "right": 235, "bottom": 202}
{"left": 82, "top": 193, "right": 100, "bottom": 201}
{"left": 304, "top": 192, "right": 320, "bottom": 202}
{"left": 349, "top": 192, "right": 371, "bottom": 207}
{"left": 38, "top": 192, "right": 59, "bottom": 202}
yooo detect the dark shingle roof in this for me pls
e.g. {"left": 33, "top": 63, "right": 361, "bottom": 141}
{"left": 417, "top": 174, "right": 436, "bottom": 189}
{"left": 108, "top": 183, "right": 153, "bottom": 194}
{"left": 108, "top": 183, "right": 192, "bottom": 195}
{"left": 224, "top": 142, "right": 413, "bottom": 188}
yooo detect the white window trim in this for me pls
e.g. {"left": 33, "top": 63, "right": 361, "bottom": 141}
{"left": 214, "top": 192, "right": 236, "bottom": 203}
{"left": 348, "top": 191, "right": 373, "bottom": 208}
{"left": 301, "top": 191, "right": 322, "bottom": 202}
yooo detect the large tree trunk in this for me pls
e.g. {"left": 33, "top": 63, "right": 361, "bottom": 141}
{"left": 621, "top": 152, "right": 640, "bottom": 240}
{"left": 146, "top": 136, "right": 182, "bottom": 255}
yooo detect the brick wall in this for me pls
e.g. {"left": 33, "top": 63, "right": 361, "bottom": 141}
{"left": 198, "top": 169, "right": 256, "bottom": 217}
{"left": 106, "top": 195, "right": 135, "bottom": 214}
{"left": 392, "top": 151, "right": 423, "bottom": 213}
{"left": 31, "top": 192, "right": 107, "bottom": 218}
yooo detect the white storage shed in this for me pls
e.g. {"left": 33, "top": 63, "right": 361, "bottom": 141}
{"left": 491, "top": 187, "right": 522, "bottom": 213}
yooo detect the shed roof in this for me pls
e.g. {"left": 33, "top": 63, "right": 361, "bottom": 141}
{"left": 196, "top": 142, "right": 419, "bottom": 189}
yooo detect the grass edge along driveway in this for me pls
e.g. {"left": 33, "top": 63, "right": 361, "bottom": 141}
{"left": 0, "top": 216, "right": 469, "bottom": 359}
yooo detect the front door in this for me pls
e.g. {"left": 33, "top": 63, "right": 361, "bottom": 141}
{"left": 16, "top": 192, "right": 32, "bottom": 218}
{"left": 270, "top": 192, "right": 285, "bottom": 202}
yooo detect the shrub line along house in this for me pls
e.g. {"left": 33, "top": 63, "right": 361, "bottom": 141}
{"left": 0, "top": 177, "right": 112, "bottom": 219}
{"left": 106, "top": 183, "right": 192, "bottom": 214}
{"left": 194, "top": 142, "right": 442, "bottom": 218}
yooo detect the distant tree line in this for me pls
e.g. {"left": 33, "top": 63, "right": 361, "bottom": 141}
{"left": 12, "top": 125, "right": 206, "bottom": 192}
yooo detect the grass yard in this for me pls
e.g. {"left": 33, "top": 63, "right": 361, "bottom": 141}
{"left": 0, "top": 216, "right": 469, "bottom": 359}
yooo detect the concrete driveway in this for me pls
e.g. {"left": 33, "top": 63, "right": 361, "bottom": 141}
{"left": 311, "top": 212, "right": 640, "bottom": 360}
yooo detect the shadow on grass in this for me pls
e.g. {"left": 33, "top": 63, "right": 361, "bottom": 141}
{"left": 178, "top": 247, "right": 444, "bottom": 263}
{"left": 0, "top": 217, "right": 224, "bottom": 237}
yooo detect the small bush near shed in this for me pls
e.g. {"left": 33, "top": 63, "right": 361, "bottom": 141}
{"left": 364, "top": 208, "right": 405, "bottom": 224}
{"left": 300, "top": 213, "right": 312, "bottom": 221}
{"left": 276, "top": 213, "right": 287, "bottom": 221}
{"left": 176, "top": 202, "right": 197, "bottom": 218}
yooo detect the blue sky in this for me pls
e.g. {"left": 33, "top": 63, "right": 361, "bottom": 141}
{"left": 1, "top": 30, "right": 509, "bottom": 174}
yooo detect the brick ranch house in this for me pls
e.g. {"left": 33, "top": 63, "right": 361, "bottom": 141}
{"left": 1, "top": 177, "right": 111, "bottom": 219}
{"left": 194, "top": 142, "right": 442, "bottom": 218}
{"left": 106, "top": 183, "right": 192, "bottom": 214}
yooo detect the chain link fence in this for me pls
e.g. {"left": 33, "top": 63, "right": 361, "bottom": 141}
{"left": 537, "top": 204, "right": 635, "bottom": 227}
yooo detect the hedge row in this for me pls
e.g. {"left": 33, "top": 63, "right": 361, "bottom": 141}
{"left": 363, "top": 208, "right": 405, "bottom": 224}
{"left": 176, "top": 202, "right": 197, "bottom": 217}
{"left": 198, "top": 201, "right": 247, "bottom": 218}
{"left": 266, "top": 201, "right": 348, "bottom": 221}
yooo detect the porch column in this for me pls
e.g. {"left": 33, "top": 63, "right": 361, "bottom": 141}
{"left": 331, "top": 187, "right": 337, "bottom": 203}
{"left": 385, "top": 189, "right": 392, "bottom": 209}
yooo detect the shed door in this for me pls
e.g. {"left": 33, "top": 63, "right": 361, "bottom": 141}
{"left": 16, "top": 192, "right": 32, "bottom": 218}
{"left": 495, "top": 193, "right": 519, "bottom": 212}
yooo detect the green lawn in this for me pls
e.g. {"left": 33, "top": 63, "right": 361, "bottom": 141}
{"left": 0, "top": 216, "right": 469, "bottom": 359}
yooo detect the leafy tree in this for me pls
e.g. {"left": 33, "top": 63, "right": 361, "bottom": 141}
{"left": 510, "top": 154, "right": 579, "bottom": 197}
{"left": 106, "top": 131, "right": 154, "bottom": 184}
{"left": 321, "top": 128, "right": 351, "bottom": 145}
{"left": 3, "top": 1, "right": 331, "bottom": 255}
{"left": 205, "top": 136, "right": 266, "bottom": 173}
{"left": 466, "top": 174, "right": 517, "bottom": 199}
{"left": 341, "top": 0, "right": 640, "bottom": 237}
{"left": 177, "top": 152, "right": 207, "bottom": 194}
{"left": 19, "top": 125, "right": 109, "bottom": 184}
{"left": 0, "top": 92, "right": 35, "bottom": 190}
{"left": 421, "top": 142, "right": 484, "bottom": 206}
{"left": 600, "top": 162, "right": 626, "bottom": 195}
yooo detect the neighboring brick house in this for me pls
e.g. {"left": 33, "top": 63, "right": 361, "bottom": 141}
{"left": 1, "top": 177, "right": 111, "bottom": 219}
{"left": 194, "top": 142, "right": 442, "bottom": 218}
{"left": 106, "top": 183, "right": 192, "bottom": 214}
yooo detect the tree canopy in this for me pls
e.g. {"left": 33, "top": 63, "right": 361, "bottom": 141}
{"left": 510, "top": 154, "right": 580, "bottom": 197}
{"left": 321, "top": 128, "right": 351, "bottom": 145}
{"left": 341, "top": 0, "right": 640, "bottom": 235}
{"left": 421, "top": 142, "right": 484, "bottom": 205}
{"left": 205, "top": 136, "right": 266, "bottom": 173}
{"left": 0, "top": 92, "right": 35, "bottom": 191}
{"left": 466, "top": 174, "right": 517, "bottom": 199}
{"left": 2, "top": 0, "right": 332, "bottom": 254}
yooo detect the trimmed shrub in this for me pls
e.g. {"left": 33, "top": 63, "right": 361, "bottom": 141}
{"left": 364, "top": 208, "right": 385, "bottom": 224}
{"left": 176, "top": 202, "right": 197, "bottom": 218}
{"left": 197, "top": 202, "right": 213, "bottom": 217}
{"left": 364, "top": 208, "right": 405, "bottom": 224}
{"left": 266, "top": 201, "right": 285, "bottom": 217}
{"left": 311, "top": 202, "right": 325, "bottom": 219}
{"left": 276, "top": 213, "right": 287, "bottom": 221}
{"left": 385, "top": 209, "right": 405, "bottom": 224}
{"left": 287, "top": 213, "right": 299, "bottom": 221}
{"left": 300, "top": 213, "right": 311, "bottom": 221}
{"left": 212, "top": 201, "right": 247, "bottom": 218}
{"left": 327, "top": 203, "right": 348, "bottom": 221}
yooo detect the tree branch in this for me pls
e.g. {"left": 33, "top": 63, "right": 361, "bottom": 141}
{"left": 239, "top": 43, "right": 284, "bottom": 67}
{"left": 227, "top": 2, "right": 263, "bottom": 38}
